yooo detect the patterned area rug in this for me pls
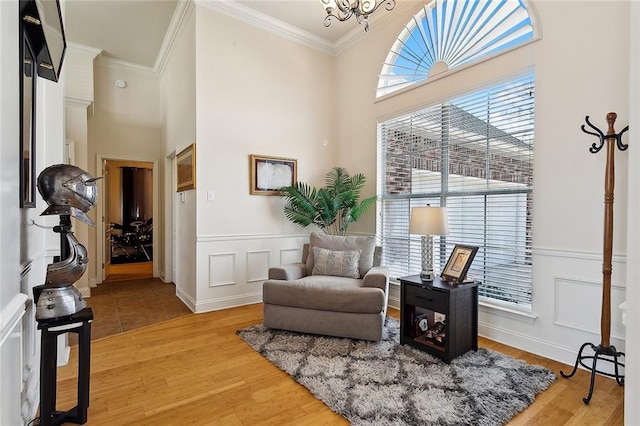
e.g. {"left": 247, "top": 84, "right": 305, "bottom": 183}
{"left": 237, "top": 318, "right": 555, "bottom": 426}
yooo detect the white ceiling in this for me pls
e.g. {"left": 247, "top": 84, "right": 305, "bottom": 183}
{"left": 63, "top": 0, "right": 364, "bottom": 68}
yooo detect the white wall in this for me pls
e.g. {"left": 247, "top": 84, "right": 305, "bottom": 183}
{"left": 334, "top": 0, "right": 631, "bottom": 373}
{"left": 189, "top": 5, "right": 336, "bottom": 312}
{"left": 625, "top": 2, "right": 640, "bottom": 422}
{"left": 64, "top": 104, "right": 91, "bottom": 294}
{"left": 88, "top": 61, "right": 165, "bottom": 282}
{"left": 160, "top": 5, "right": 197, "bottom": 303}
{"left": 2, "top": 0, "right": 68, "bottom": 422}
{"left": 0, "top": 2, "right": 26, "bottom": 423}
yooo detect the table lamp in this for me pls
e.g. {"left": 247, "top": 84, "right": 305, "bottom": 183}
{"left": 410, "top": 206, "right": 449, "bottom": 281}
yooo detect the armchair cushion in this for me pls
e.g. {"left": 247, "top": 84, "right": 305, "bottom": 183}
{"left": 311, "top": 246, "right": 362, "bottom": 278}
{"left": 263, "top": 276, "right": 385, "bottom": 314}
{"left": 306, "top": 232, "right": 376, "bottom": 278}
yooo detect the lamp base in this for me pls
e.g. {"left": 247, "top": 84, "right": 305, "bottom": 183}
{"left": 420, "top": 270, "right": 435, "bottom": 281}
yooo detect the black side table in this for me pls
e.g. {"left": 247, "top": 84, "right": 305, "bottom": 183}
{"left": 37, "top": 307, "right": 93, "bottom": 426}
{"left": 399, "top": 275, "right": 479, "bottom": 363}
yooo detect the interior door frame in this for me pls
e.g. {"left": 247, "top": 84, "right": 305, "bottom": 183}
{"left": 164, "top": 150, "right": 176, "bottom": 285}
{"left": 96, "top": 153, "right": 159, "bottom": 283}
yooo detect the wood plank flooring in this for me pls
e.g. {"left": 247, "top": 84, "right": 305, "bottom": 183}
{"left": 106, "top": 261, "right": 153, "bottom": 282}
{"left": 56, "top": 304, "right": 624, "bottom": 425}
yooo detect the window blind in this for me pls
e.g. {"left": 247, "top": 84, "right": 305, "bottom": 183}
{"left": 377, "top": 74, "right": 535, "bottom": 308}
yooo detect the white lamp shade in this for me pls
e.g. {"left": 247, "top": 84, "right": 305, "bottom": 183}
{"left": 409, "top": 206, "right": 449, "bottom": 236}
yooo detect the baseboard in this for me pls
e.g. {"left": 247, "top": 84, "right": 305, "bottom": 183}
{"left": 57, "top": 341, "right": 70, "bottom": 367}
{"left": 175, "top": 287, "right": 196, "bottom": 312}
{"left": 388, "top": 295, "right": 400, "bottom": 311}
{"left": 478, "top": 322, "right": 624, "bottom": 375}
{"left": 77, "top": 284, "right": 91, "bottom": 298}
{"left": 194, "top": 292, "right": 262, "bottom": 313}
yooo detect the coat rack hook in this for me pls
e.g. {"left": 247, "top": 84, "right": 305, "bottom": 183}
{"left": 582, "top": 116, "right": 606, "bottom": 153}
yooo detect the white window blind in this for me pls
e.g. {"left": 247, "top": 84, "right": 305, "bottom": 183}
{"left": 377, "top": 74, "right": 535, "bottom": 308}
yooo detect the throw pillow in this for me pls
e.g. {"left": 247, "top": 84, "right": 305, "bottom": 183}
{"left": 311, "top": 247, "right": 362, "bottom": 279}
{"left": 306, "top": 232, "right": 376, "bottom": 277}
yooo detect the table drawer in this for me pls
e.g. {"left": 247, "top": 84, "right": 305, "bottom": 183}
{"left": 404, "top": 284, "right": 447, "bottom": 311}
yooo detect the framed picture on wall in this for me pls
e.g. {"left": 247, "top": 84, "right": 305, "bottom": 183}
{"left": 249, "top": 154, "right": 297, "bottom": 195}
{"left": 176, "top": 143, "right": 196, "bottom": 192}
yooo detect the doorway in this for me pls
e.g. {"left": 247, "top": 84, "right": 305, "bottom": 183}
{"left": 99, "top": 158, "right": 157, "bottom": 282}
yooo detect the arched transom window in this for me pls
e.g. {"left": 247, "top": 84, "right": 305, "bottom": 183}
{"left": 377, "top": 0, "right": 535, "bottom": 97}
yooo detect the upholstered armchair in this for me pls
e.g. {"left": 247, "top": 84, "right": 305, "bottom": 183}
{"left": 262, "top": 232, "right": 389, "bottom": 341}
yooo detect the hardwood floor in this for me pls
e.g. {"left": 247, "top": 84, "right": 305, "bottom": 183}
{"left": 106, "top": 261, "right": 154, "bottom": 281}
{"left": 56, "top": 305, "right": 624, "bottom": 425}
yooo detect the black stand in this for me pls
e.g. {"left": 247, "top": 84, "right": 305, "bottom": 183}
{"left": 36, "top": 307, "right": 93, "bottom": 426}
{"left": 560, "top": 342, "right": 625, "bottom": 404}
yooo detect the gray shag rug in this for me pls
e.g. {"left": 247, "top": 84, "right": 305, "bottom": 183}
{"left": 237, "top": 318, "right": 555, "bottom": 426}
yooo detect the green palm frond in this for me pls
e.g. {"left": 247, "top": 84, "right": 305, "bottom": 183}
{"left": 279, "top": 167, "right": 377, "bottom": 235}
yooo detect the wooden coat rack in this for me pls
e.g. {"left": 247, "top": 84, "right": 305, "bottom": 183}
{"left": 560, "top": 113, "right": 627, "bottom": 404}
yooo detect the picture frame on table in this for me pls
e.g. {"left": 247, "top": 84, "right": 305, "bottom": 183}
{"left": 176, "top": 143, "right": 196, "bottom": 192}
{"left": 249, "top": 154, "right": 297, "bottom": 195}
{"left": 441, "top": 244, "right": 478, "bottom": 284}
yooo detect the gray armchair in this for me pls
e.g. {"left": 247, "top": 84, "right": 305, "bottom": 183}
{"left": 262, "top": 232, "right": 389, "bottom": 341}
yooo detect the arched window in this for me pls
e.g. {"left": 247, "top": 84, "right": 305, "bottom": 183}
{"left": 377, "top": 0, "right": 535, "bottom": 98}
{"left": 377, "top": 0, "right": 539, "bottom": 310}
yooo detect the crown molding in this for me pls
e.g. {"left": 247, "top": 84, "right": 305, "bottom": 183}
{"left": 95, "top": 54, "right": 158, "bottom": 75}
{"left": 155, "top": 0, "right": 196, "bottom": 76}
{"left": 334, "top": 0, "right": 418, "bottom": 55}
{"left": 72, "top": 0, "right": 422, "bottom": 77}
{"left": 66, "top": 42, "right": 102, "bottom": 60}
{"left": 65, "top": 97, "right": 93, "bottom": 109}
{"left": 196, "top": 0, "right": 335, "bottom": 56}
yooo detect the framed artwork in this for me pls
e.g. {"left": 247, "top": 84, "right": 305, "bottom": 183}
{"left": 20, "top": 33, "right": 36, "bottom": 208}
{"left": 441, "top": 244, "right": 478, "bottom": 283}
{"left": 249, "top": 154, "right": 297, "bottom": 195}
{"left": 176, "top": 143, "right": 196, "bottom": 192}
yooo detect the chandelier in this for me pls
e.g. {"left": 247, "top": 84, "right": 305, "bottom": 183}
{"left": 320, "top": 0, "right": 396, "bottom": 32}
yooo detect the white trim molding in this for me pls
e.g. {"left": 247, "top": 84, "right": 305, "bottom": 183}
{"left": 194, "top": 293, "right": 262, "bottom": 313}
{"left": 198, "top": 232, "right": 309, "bottom": 243}
{"left": 196, "top": 0, "right": 334, "bottom": 55}
{"left": 208, "top": 252, "right": 237, "bottom": 287}
{"left": 156, "top": 0, "right": 196, "bottom": 76}
{"left": 534, "top": 246, "right": 627, "bottom": 264}
{"left": 0, "top": 294, "right": 28, "bottom": 347}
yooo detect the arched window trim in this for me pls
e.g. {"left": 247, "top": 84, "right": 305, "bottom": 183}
{"left": 375, "top": 0, "right": 542, "bottom": 101}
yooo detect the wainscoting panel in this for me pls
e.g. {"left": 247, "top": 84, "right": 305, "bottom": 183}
{"left": 20, "top": 255, "right": 48, "bottom": 424}
{"left": 247, "top": 250, "right": 270, "bottom": 283}
{"left": 0, "top": 294, "right": 27, "bottom": 426}
{"left": 280, "top": 247, "right": 302, "bottom": 265}
{"left": 554, "top": 277, "right": 626, "bottom": 340}
{"left": 208, "top": 252, "right": 237, "bottom": 287}
{"left": 476, "top": 247, "right": 627, "bottom": 368}
{"left": 196, "top": 234, "right": 309, "bottom": 312}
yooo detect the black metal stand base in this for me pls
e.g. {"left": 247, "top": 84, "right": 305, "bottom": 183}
{"left": 560, "top": 342, "right": 625, "bottom": 404}
{"left": 37, "top": 307, "right": 93, "bottom": 425}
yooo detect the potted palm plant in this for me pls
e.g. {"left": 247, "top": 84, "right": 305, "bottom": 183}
{"left": 279, "top": 167, "right": 377, "bottom": 235}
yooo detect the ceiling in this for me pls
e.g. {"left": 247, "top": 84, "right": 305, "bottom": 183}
{"left": 63, "top": 0, "right": 364, "bottom": 68}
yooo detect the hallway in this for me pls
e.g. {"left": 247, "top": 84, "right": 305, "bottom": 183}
{"left": 81, "top": 266, "right": 191, "bottom": 341}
